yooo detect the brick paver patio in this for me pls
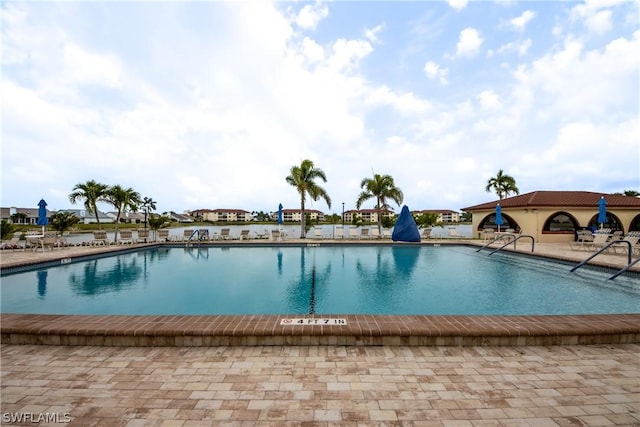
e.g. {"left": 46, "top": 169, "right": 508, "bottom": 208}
{"left": 1, "top": 344, "right": 639, "bottom": 426}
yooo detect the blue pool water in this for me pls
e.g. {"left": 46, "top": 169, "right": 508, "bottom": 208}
{"left": 1, "top": 246, "right": 638, "bottom": 315}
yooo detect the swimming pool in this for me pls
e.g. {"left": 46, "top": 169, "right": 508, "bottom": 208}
{"left": 1, "top": 245, "right": 639, "bottom": 316}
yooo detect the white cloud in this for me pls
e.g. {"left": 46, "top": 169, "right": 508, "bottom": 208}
{"left": 447, "top": 0, "right": 468, "bottom": 11}
{"left": 584, "top": 10, "right": 613, "bottom": 34}
{"left": 2, "top": 2, "right": 637, "bottom": 214}
{"left": 327, "top": 38, "right": 373, "bottom": 72}
{"left": 477, "top": 90, "right": 503, "bottom": 110}
{"left": 63, "top": 44, "right": 123, "bottom": 88}
{"left": 570, "top": 0, "right": 625, "bottom": 35}
{"left": 492, "top": 38, "right": 532, "bottom": 56}
{"left": 301, "top": 37, "right": 324, "bottom": 63}
{"left": 365, "top": 86, "right": 431, "bottom": 115}
{"left": 365, "top": 23, "right": 385, "bottom": 44}
{"left": 456, "top": 28, "right": 483, "bottom": 57}
{"left": 423, "top": 61, "right": 449, "bottom": 84}
{"left": 509, "top": 10, "right": 536, "bottom": 31}
{"left": 293, "top": 2, "right": 329, "bottom": 30}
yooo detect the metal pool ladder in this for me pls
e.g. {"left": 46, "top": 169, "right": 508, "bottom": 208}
{"left": 570, "top": 240, "right": 637, "bottom": 280}
{"left": 476, "top": 234, "right": 535, "bottom": 255}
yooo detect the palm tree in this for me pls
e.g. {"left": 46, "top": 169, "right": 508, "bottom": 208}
{"left": 485, "top": 169, "right": 520, "bottom": 200}
{"left": 285, "top": 159, "right": 332, "bottom": 238}
{"left": 50, "top": 211, "right": 80, "bottom": 235}
{"left": 69, "top": 180, "right": 109, "bottom": 228}
{"left": 140, "top": 197, "right": 157, "bottom": 230}
{"left": 148, "top": 214, "right": 171, "bottom": 241}
{"left": 105, "top": 185, "right": 142, "bottom": 241}
{"left": 356, "top": 173, "right": 404, "bottom": 235}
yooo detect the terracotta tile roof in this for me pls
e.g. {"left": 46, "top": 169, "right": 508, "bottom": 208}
{"left": 463, "top": 191, "right": 640, "bottom": 211}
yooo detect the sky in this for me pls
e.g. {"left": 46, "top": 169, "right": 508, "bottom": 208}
{"left": 1, "top": 0, "right": 639, "bottom": 217}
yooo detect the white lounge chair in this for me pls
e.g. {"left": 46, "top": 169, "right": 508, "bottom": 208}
{"left": 569, "top": 230, "right": 594, "bottom": 251}
{"left": 370, "top": 228, "right": 380, "bottom": 239}
{"left": 137, "top": 229, "right": 150, "bottom": 243}
{"left": 349, "top": 228, "right": 358, "bottom": 239}
{"left": 157, "top": 229, "right": 169, "bottom": 242}
{"left": 32, "top": 233, "right": 57, "bottom": 252}
{"left": 335, "top": 227, "right": 344, "bottom": 239}
{"left": 90, "top": 231, "right": 110, "bottom": 246}
{"left": 482, "top": 228, "right": 496, "bottom": 242}
{"left": 611, "top": 231, "right": 640, "bottom": 254}
{"left": 118, "top": 230, "right": 134, "bottom": 245}
{"left": 421, "top": 228, "right": 432, "bottom": 239}
{"left": 447, "top": 227, "right": 464, "bottom": 238}
{"left": 359, "top": 228, "right": 370, "bottom": 239}
{"left": 239, "top": 229, "right": 252, "bottom": 240}
{"left": 313, "top": 228, "right": 323, "bottom": 239}
{"left": 0, "top": 233, "right": 23, "bottom": 251}
{"left": 585, "top": 231, "right": 611, "bottom": 251}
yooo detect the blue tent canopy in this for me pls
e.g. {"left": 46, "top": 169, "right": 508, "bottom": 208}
{"left": 391, "top": 205, "right": 420, "bottom": 242}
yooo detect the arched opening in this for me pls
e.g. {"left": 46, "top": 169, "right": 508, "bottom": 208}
{"left": 587, "top": 213, "right": 623, "bottom": 233}
{"left": 478, "top": 213, "right": 521, "bottom": 233}
{"left": 542, "top": 211, "right": 579, "bottom": 235}
{"left": 629, "top": 214, "right": 640, "bottom": 232}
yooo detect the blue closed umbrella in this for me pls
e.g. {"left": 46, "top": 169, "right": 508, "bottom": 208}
{"left": 37, "top": 199, "right": 48, "bottom": 234}
{"left": 597, "top": 196, "right": 607, "bottom": 228}
{"left": 495, "top": 203, "right": 503, "bottom": 232}
{"left": 277, "top": 203, "right": 283, "bottom": 225}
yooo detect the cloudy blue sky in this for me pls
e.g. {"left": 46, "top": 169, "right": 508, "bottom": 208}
{"left": 2, "top": 0, "right": 638, "bottom": 216}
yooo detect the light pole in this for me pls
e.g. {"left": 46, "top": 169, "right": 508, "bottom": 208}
{"left": 342, "top": 202, "right": 345, "bottom": 228}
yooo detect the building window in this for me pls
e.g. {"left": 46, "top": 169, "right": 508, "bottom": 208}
{"left": 542, "top": 212, "right": 577, "bottom": 233}
{"left": 478, "top": 213, "right": 518, "bottom": 232}
{"left": 587, "top": 213, "right": 623, "bottom": 232}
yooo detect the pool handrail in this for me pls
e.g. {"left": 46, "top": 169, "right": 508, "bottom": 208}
{"left": 476, "top": 234, "right": 534, "bottom": 254}
{"left": 570, "top": 240, "right": 633, "bottom": 278}
{"left": 488, "top": 234, "right": 535, "bottom": 255}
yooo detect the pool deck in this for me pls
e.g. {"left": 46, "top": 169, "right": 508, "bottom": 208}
{"left": 2, "top": 240, "right": 639, "bottom": 426}
{"left": 1, "top": 239, "right": 639, "bottom": 348}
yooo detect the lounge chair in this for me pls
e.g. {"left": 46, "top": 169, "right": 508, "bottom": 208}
{"left": 382, "top": 228, "right": 392, "bottom": 239}
{"left": 0, "top": 233, "right": 23, "bottom": 251}
{"left": 482, "top": 228, "right": 496, "bottom": 242}
{"left": 585, "top": 231, "right": 611, "bottom": 251}
{"left": 157, "top": 229, "right": 169, "bottom": 242}
{"left": 447, "top": 227, "right": 464, "bottom": 239}
{"left": 421, "top": 228, "right": 432, "bottom": 239}
{"left": 239, "top": 229, "right": 252, "bottom": 240}
{"left": 271, "top": 229, "right": 282, "bottom": 241}
{"left": 182, "top": 229, "right": 194, "bottom": 241}
{"left": 349, "top": 228, "right": 358, "bottom": 239}
{"left": 359, "top": 228, "right": 370, "bottom": 239}
{"left": 313, "top": 228, "right": 323, "bottom": 239}
{"left": 569, "top": 230, "right": 594, "bottom": 251}
{"left": 609, "top": 230, "right": 623, "bottom": 241}
{"left": 611, "top": 231, "right": 640, "bottom": 254}
{"left": 118, "top": 230, "right": 134, "bottom": 245}
{"left": 370, "top": 228, "right": 380, "bottom": 239}
{"left": 220, "top": 228, "right": 232, "bottom": 240}
{"left": 137, "top": 229, "right": 150, "bottom": 243}
{"left": 90, "top": 231, "right": 110, "bottom": 246}
{"left": 335, "top": 227, "right": 344, "bottom": 239}
{"left": 32, "top": 233, "right": 57, "bottom": 252}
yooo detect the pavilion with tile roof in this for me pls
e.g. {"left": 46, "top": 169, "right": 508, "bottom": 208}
{"left": 462, "top": 191, "right": 640, "bottom": 243}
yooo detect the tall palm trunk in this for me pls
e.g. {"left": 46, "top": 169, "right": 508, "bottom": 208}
{"left": 300, "top": 197, "right": 306, "bottom": 239}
